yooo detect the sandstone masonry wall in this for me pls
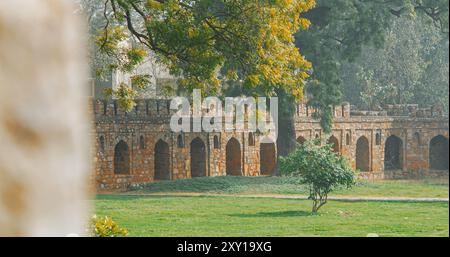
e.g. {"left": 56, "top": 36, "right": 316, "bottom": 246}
{"left": 93, "top": 99, "right": 268, "bottom": 190}
{"left": 93, "top": 100, "right": 448, "bottom": 190}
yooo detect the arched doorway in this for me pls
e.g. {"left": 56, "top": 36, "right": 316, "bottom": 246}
{"left": 260, "top": 143, "right": 276, "bottom": 175}
{"left": 327, "top": 136, "right": 340, "bottom": 153}
{"left": 384, "top": 135, "right": 403, "bottom": 170}
{"left": 429, "top": 135, "right": 449, "bottom": 170}
{"left": 190, "top": 137, "right": 206, "bottom": 177}
{"left": 226, "top": 137, "right": 242, "bottom": 176}
{"left": 114, "top": 140, "right": 130, "bottom": 174}
{"left": 154, "top": 139, "right": 170, "bottom": 180}
{"left": 297, "top": 136, "right": 306, "bottom": 145}
{"left": 356, "top": 136, "right": 370, "bottom": 172}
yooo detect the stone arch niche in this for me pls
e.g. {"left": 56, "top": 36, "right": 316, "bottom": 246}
{"left": 154, "top": 139, "right": 170, "bottom": 180}
{"left": 248, "top": 132, "right": 255, "bottom": 146}
{"left": 356, "top": 136, "right": 370, "bottom": 172}
{"left": 139, "top": 135, "right": 145, "bottom": 150}
{"left": 177, "top": 134, "right": 184, "bottom": 148}
{"left": 327, "top": 136, "right": 340, "bottom": 153}
{"left": 260, "top": 143, "right": 276, "bottom": 175}
{"left": 99, "top": 136, "right": 105, "bottom": 153}
{"left": 315, "top": 133, "right": 321, "bottom": 144}
{"left": 346, "top": 133, "right": 351, "bottom": 145}
{"left": 384, "top": 135, "right": 403, "bottom": 170}
{"left": 429, "top": 135, "right": 449, "bottom": 170}
{"left": 114, "top": 140, "right": 130, "bottom": 174}
{"left": 190, "top": 137, "right": 206, "bottom": 177}
{"left": 413, "top": 132, "right": 421, "bottom": 145}
{"left": 226, "top": 137, "right": 242, "bottom": 176}
{"left": 375, "top": 132, "right": 382, "bottom": 145}
{"left": 103, "top": 101, "right": 108, "bottom": 115}
{"left": 213, "top": 135, "right": 220, "bottom": 149}
{"left": 297, "top": 136, "right": 306, "bottom": 145}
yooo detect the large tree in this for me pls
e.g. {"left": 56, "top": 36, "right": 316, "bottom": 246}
{"left": 87, "top": 0, "right": 316, "bottom": 168}
{"left": 271, "top": 0, "right": 448, "bottom": 160}
{"left": 87, "top": 0, "right": 449, "bottom": 166}
{"left": 340, "top": 16, "right": 449, "bottom": 111}
{"left": 92, "top": 0, "right": 314, "bottom": 109}
{"left": 296, "top": 0, "right": 449, "bottom": 132}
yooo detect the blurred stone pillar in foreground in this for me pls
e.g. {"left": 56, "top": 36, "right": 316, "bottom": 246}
{"left": 0, "top": 0, "right": 90, "bottom": 236}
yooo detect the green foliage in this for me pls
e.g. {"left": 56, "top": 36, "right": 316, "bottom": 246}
{"left": 280, "top": 140, "right": 356, "bottom": 213}
{"left": 103, "top": 82, "right": 138, "bottom": 110}
{"left": 81, "top": 0, "right": 449, "bottom": 152}
{"left": 124, "top": 47, "right": 148, "bottom": 72}
{"left": 133, "top": 175, "right": 305, "bottom": 194}
{"left": 296, "top": 0, "right": 449, "bottom": 131}
{"left": 341, "top": 16, "right": 449, "bottom": 111}
{"left": 90, "top": 215, "right": 128, "bottom": 237}
{"left": 130, "top": 74, "right": 151, "bottom": 90}
{"left": 93, "top": 0, "right": 315, "bottom": 110}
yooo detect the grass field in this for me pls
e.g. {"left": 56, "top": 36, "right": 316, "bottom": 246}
{"left": 95, "top": 195, "right": 449, "bottom": 237}
{"left": 131, "top": 176, "right": 449, "bottom": 198}
{"left": 96, "top": 177, "right": 448, "bottom": 236}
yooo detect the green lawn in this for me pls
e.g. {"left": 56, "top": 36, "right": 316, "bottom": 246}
{"left": 95, "top": 195, "right": 449, "bottom": 237}
{"left": 131, "top": 176, "right": 449, "bottom": 198}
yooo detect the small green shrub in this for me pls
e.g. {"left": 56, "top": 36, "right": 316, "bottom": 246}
{"left": 90, "top": 215, "right": 128, "bottom": 237}
{"left": 280, "top": 139, "right": 356, "bottom": 213}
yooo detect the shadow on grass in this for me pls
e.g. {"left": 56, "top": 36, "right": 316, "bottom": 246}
{"left": 229, "top": 210, "right": 312, "bottom": 218}
{"left": 95, "top": 194, "right": 185, "bottom": 201}
{"left": 132, "top": 176, "right": 305, "bottom": 194}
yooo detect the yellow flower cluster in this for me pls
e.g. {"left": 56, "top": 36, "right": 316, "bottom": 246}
{"left": 145, "top": 0, "right": 163, "bottom": 10}
{"left": 249, "top": 0, "right": 314, "bottom": 99}
{"left": 91, "top": 215, "right": 128, "bottom": 237}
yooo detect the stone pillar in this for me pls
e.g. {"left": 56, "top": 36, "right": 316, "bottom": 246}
{"left": 0, "top": 0, "right": 90, "bottom": 236}
{"left": 342, "top": 102, "right": 351, "bottom": 118}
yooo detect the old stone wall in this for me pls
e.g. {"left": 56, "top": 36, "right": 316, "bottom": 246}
{"left": 295, "top": 103, "right": 449, "bottom": 180}
{"left": 93, "top": 100, "right": 449, "bottom": 190}
{"left": 93, "top": 99, "right": 268, "bottom": 190}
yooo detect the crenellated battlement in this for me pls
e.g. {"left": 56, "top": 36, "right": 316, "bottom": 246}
{"left": 93, "top": 99, "right": 174, "bottom": 119}
{"left": 92, "top": 98, "right": 277, "bottom": 122}
{"left": 295, "top": 102, "right": 352, "bottom": 118}
{"left": 91, "top": 98, "right": 448, "bottom": 122}
{"left": 295, "top": 102, "right": 447, "bottom": 119}
{"left": 92, "top": 98, "right": 448, "bottom": 123}
{"left": 383, "top": 104, "right": 446, "bottom": 118}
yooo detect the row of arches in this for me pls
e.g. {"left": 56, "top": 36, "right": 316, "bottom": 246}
{"left": 112, "top": 133, "right": 448, "bottom": 177}
{"left": 155, "top": 138, "right": 208, "bottom": 180}
{"left": 296, "top": 135, "right": 340, "bottom": 153}
{"left": 296, "top": 134, "right": 449, "bottom": 172}
{"left": 177, "top": 133, "right": 256, "bottom": 149}
{"left": 112, "top": 136, "right": 277, "bottom": 179}
{"left": 356, "top": 135, "right": 448, "bottom": 172}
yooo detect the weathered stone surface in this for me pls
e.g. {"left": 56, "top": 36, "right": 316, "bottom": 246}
{"left": 0, "top": 0, "right": 90, "bottom": 236}
{"left": 295, "top": 103, "right": 449, "bottom": 179}
{"left": 92, "top": 99, "right": 267, "bottom": 190}
{"left": 93, "top": 100, "right": 448, "bottom": 190}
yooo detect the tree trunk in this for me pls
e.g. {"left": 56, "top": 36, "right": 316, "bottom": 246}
{"left": 0, "top": 0, "right": 90, "bottom": 236}
{"left": 277, "top": 115, "right": 297, "bottom": 157}
{"left": 274, "top": 90, "right": 297, "bottom": 175}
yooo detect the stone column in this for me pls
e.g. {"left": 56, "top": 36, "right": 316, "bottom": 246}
{"left": 342, "top": 102, "right": 351, "bottom": 118}
{"left": 0, "top": 0, "right": 90, "bottom": 236}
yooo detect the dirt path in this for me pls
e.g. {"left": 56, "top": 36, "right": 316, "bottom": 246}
{"left": 105, "top": 192, "right": 449, "bottom": 203}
